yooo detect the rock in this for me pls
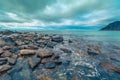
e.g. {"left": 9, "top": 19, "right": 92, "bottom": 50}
{"left": 28, "top": 55, "right": 41, "bottom": 69}
{"left": 46, "top": 42, "right": 57, "bottom": 48}
{"left": 2, "top": 46, "right": 11, "bottom": 50}
{"left": 0, "top": 49, "right": 4, "bottom": 54}
{"left": 87, "top": 48, "right": 98, "bottom": 56}
{"left": 20, "top": 49, "right": 36, "bottom": 55}
{"left": 2, "top": 37, "right": 15, "bottom": 46}
{"left": 54, "top": 60, "right": 62, "bottom": 65}
{"left": 52, "top": 35, "right": 63, "bottom": 43}
{"left": 60, "top": 48, "right": 72, "bottom": 53}
{"left": 45, "top": 61, "right": 56, "bottom": 69}
{"left": 8, "top": 58, "right": 17, "bottom": 65}
{"left": 0, "top": 39, "right": 6, "bottom": 47}
{"left": 1, "top": 51, "right": 12, "bottom": 57}
{"left": 0, "top": 58, "right": 7, "bottom": 61}
{"left": 0, "top": 65, "right": 12, "bottom": 73}
{"left": 15, "top": 40, "right": 25, "bottom": 46}
{"left": 100, "top": 62, "right": 120, "bottom": 74}
{"left": 41, "top": 76, "right": 53, "bottom": 80}
{"left": 41, "top": 58, "right": 52, "bottom": 64}
{"left": 0, "top": 61, "right": 7, "bottom": 65}
{"left": 37, "top": 49, "right": 54, "bottom": 58}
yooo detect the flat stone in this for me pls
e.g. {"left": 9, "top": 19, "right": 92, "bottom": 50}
{"left": 0, "top": 64, "right": 12, "bottom": 73}
{"left": 45, "top": 61, "right": 56, "bottom": 69}
{"left": 28, "top": 55, "right": 41, "bottom": 69}
{"left": 1, "top": 51, "right": 12, "bottom": 57}
{"left": 20, "top": 49, "right": 36, "bottom": 55}
{"left": 37, "top": 49, "right": 54, "bottom": 58}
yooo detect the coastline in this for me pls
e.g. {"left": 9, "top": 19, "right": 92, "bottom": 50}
{"left": 0, "top": 30, "right": 120, "bottom": 80}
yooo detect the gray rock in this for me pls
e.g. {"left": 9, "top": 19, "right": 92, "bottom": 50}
{"left": 28, "top": 55, "right": 41, "bottom": 69}
{"left": 0, "top": 64, "right": 12, "bottom": 73}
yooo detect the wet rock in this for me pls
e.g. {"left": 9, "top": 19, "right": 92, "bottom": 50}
{"left": 41, "top": 76, "right": 53, "bottom": 80}
{"left": 0, "top": 61, "right": 7, "bottom": 65}
{"left": 0, "top": 65, "right": 12, "bottom": 73}
{"left": 2, "top": 37, "right": 15, "bottom": 46}
{"left": 0, "top": 58, "right": 7, "bottom": 61}
{"left": 100, "top": 62, "right": 120, "bottom": 74}
{"left": 28, "top": 55, "right": 41, "bottom": 69}
{"left": 45, "top": 61, "right": 56, "bottom": 69}
{"left": 1, "top": 51, "right": 12, "bottom": 57}
{"left": 0, "top": 39, "right": 6, "bottom": 47}
{"left": 52, "top": 35, "right": 63, "bottom": 43}
{"left": 8, "top": 58, "right": 17, "bottom": 65}
{"left": 60, "top": 48, "right": 72, "bottom": 53}
{"left": 41, "top": 57, "right": 52, "bottom": 64}
{"left": 15, "top": 40, "right": 25, "bottom": 46}
{"left": 37, "top": 49, "right": 54, "bottom": 58}
{"left": 46, "top": 42, "right": 57, "bottom": 48}
{"left": 20, "top": 49, "right": 36, "bottom": 55}
{"left": 87, "top": 48, "right": 98, "bottom": 56}
{"left": 0, "top": 49, "right": 4, "bottom": 54}
{"left": 2, "top": 46, "right": 11, "bottom": 50}
{"left": 54, "top": 60, "right": 62, "bottom": 65}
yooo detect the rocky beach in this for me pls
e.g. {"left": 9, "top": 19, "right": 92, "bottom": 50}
{"left": 0, "top": 30, "right": 120, "bottom": 80}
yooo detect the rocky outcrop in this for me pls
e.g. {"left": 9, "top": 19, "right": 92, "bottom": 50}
{"left": 101, "top": 21, "right": 120, "bottom": 30}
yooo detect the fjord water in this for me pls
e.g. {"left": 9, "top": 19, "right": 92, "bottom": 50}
{"left": 39, "top": 30, "right": 120, "bottom": 42}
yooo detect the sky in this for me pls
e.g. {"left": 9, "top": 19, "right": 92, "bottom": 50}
{"left": 0, "top": 0, "right": 120, "bottom": 30}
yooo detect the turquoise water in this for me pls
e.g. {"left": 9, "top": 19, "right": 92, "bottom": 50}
{"left": 38, "top": 30, "right": 120, "bottom": 42}
{"left": 0, "top": 29, "right": 120, "bottom": 41}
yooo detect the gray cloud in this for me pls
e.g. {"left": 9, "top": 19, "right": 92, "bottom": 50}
{"left": 0, "top": 0, "right": 119, "bottom": 28}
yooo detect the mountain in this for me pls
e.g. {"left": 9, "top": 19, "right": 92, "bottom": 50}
{"left": 101, "top": 21, "right": 120, "bottom": 30}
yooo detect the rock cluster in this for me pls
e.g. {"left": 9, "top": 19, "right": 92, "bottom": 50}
{"left": 0, "top": 30, "right": 65, "bottom": 80}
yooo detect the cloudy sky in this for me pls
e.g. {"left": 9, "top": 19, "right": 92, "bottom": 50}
{"left": 0, "top": 0, "right": 120, "bottom": 30}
